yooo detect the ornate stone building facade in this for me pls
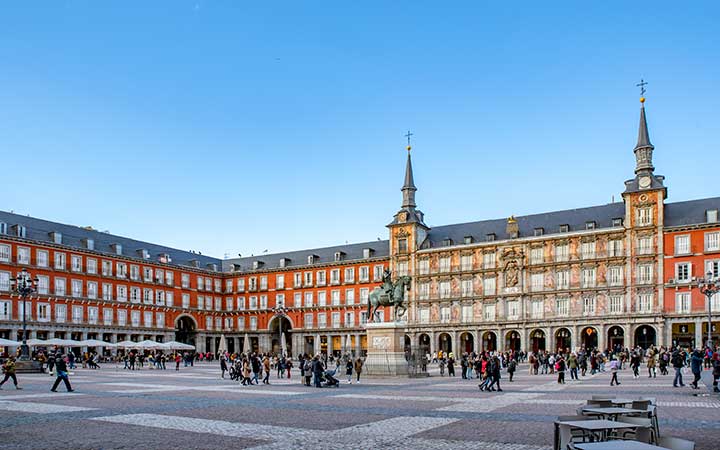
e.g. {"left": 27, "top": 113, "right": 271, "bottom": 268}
{"left": 0, "top": 98, "right": 718, "bottom": 356}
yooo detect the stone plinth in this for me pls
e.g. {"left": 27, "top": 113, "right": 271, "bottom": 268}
{"left": 363, "top": 322, "right": 408, "bottom": 376}
{"left": 14, "top": 360, "right": 43, "bottom": 373}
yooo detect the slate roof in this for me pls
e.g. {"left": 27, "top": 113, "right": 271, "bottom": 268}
{"left": 423, "top": 202, "right": 627, "bottom": 248}
{"left": 222, "top": 240, "right": 390, "bottom": 273}
{"left": 0, "top": 210, "right": 222, "bottom": 271}
{"left": 664, "top": 197, "right": 720, "bottom": 227}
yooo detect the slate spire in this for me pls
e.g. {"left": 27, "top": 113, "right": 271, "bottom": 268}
{"left": 401, "top": 147, "right": 417, "bottom": 209}
{"left": 633, "top": 98, "right": 655, "bottom": 175}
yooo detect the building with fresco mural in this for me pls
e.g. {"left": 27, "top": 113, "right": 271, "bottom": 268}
{"left": 0, "top": 97, "right": 718, "bottom": 357}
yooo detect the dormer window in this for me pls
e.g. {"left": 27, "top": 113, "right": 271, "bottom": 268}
{"left": 612, "top": 218, "right": 623, "bottom": 227}
{"left": 363, "top": 248, "right": 373, "bottom": 259}
{"left": 137, "top": 249, "right": 150, "bottom": 259}
{"left": 111, "top": 243, "right": 123, "bottom": 255}
{"left": 0, "top": 222, "right": 7, "bottom": 235}
{"left": 707, "top": 209, "right": 718, "bottom": 223}
{"left": 158, "top": 253, "right": 171, "bottom": 264}
{"left": 253, "top": 261, "right": 264, "bottom": 270}
{"left": 442, "top": 238, "right": 452, "bottom": 247}
{"left": 463, "top": 236, "right": 473, "bottom": 245}
{"left": 559, "top": 224, "right": 570, "bottom": 233}
{"left": 534, "top": 228, "right": 544, "bottom": 237}
{"left": 585, "top": 221, "right": 596, "bottom": 230}
{"left": 486, "top": 233, "right": 496, "bottom": 242}
{"left": 12, "top": 225, "right": 26, "bottom": 238}
{"left": 232, "top": 264, "right": 242, "bottom": 272}
{"left": 206, "top": 263, "right": 218, "bottom": 271}
{"left": 279, "top": 258, "right": 289, "bottom": 268}
{"left": 334, "top": 252, "right": 345, "bottom": 262}
{"left": 48, "top": 231, "right": 62, "bottom": 244}
{"left": 82, "top": 238, "right": 94, "bottom": 250}
{"left": 307, "top": 255, "right": 318, "bottom": 264}
{"left": 189, "top": 259, "right": 199, "bottom": 268}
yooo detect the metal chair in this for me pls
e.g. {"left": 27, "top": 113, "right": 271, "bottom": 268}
{"left": 619, "top": 416, "right": 656, "bottom": 444}
{"left": 558, "top": 423, "right": 584, "bottom": 450}
{"left": 586, "top": 399, "right": 613, "bottom": 407}
{"left": 631, "top": 399, "right": 651, "bottom": 411}
{"left": 657, "top": 436, "right": 695, "bottom": 450}
{"left": 557, "top": 416, "right": 592, "bottom": 443}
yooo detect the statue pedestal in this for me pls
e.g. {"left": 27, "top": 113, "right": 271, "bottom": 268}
{"left": 363, "top": 322, "right": 408, "bottom": 377}
{"left": 14, "top": 360, "right": 43, "bottom": 373}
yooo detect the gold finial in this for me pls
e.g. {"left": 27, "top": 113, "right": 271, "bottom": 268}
{"left": 404, "top": 130, "right": 413, "bottom": 153}
{"left": 507, "top": 215, "right": 517, "bottom": 224}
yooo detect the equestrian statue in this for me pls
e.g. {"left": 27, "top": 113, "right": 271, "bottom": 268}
{"left": 367, "top": 269, "right": 411, "bottom": 322}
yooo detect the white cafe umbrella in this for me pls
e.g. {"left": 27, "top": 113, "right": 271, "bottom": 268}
{"left": 26, "top": 338, "right": 47, "bottom": 346}
{"left": 116, "top": 340, "right": 139, "bottom": 349}
{"left": 80, "top": 339, "right": 117, "bottom": 348}
{"left": 137, "top": 340, "right": 164, "bottom": 349}
{"left": 59, "top": 339, "right": 83, "bottom": 347}
{"left": 218, "top": 334, "right": 227, "bottom": 354}
{"left": 164, "top": 341, "right": 195, "bottom": 350}
{"left": 242, "top": 333, "right": 249, "bottom": 355}
{"left": 280, "top": 332, "right": 287, "bottom": 356}
{"left": 345, "top": 334, "right": 352, "bottom": 353}
{"left": 0, "top": 338, "right": 21, "bottom": 347}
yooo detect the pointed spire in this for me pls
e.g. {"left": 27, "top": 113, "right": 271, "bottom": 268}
{"left": 401, "top": 147, "right": 417, "bottom": 209}
{"left": 633, "top": 97, "right": 655, "bottom": 175}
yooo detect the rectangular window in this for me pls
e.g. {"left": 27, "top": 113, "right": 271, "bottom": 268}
{"left": 37, "top": 303, "right": 50, "bottom": 322}
{"left": 55, "top": 304, "right": 66, "bottom": 323}
{"left": 345, "top": 289, "right": 355, "bottom": 305}
{"left": 331, "top": 290, "right": 340, "bottom": 306}
{"left": 72, "top": 305, "right": 83, "bottom": 323}
{"left": 675, "top": 235, "right": 690, "bottom": 255}
{"left": 236, "top": 278, "right": 245, "bottom": 292}
{"left": 182, "top": 293, "right": 190, "bottom": 309}
{"left": 166, "top": 292, "right": 173, "bottom": 307}
{"left": 609, "top": 295, "right": 623, "bottom": 314}
{"left": 439, "top": 257, "right": 451, "bottom": 273}
{"left": 608, "top": 266, "right": 623, "bottom": 286}
{"left": 581, "top": 241, "right": 596, "bottom": 259}
{"left": 461, "top": 279, "right": 473, "bottom": 297}
{"left": 705, "top": 232, "right": 720, "bottom": 252}
{"left": 155, "top": 269, "right": 164, "bottom": 283}
{"left": 37, "top": 250, "right": 49, "bottom": 267}
{"left": 237, "top": 317, "right": 245, "bottom": 330}
{"left": 117, "top": 309, "right": 126, "bottom": 326}
{"left": 582, "top": 267, "right": 596, "bottom": 288}
{"left": 461, "top": 305, "right": 473, "bottom": 322}
{"left": 317, "top": 291, "right": 327, "bottom": 307}
{"left": 156, "top": 290, "right": 165, "bottom": 306}
{"left": 439, "top": 281, "right": 451, "bottom": 299}
{"left": 225, "top": 279, "right": 234, "bottom": 293}
{"left": 0, "top": 272, "right": 9, "bottom": 292}
{"left": 103, "top": 308, "right": 113, "bottom": 325}
{"left": 556, "top": 297, "right": 569, "bottom": 317}
{"left": 360, "top": 311, "right": 369, "bottom": 325}
{"left": 117, "top": 285, "right": 127, "bottom": 302}
{"left": 87, "top": 281, "right": 97, "bottom": 299}
{"left": 331, "top": 312, "right": 341, "bottom": 328}
{"left": 276, "top": 294, "right": 285, "bottom": 308}
{"left": 304, "top": 292, "right": 313, "bottom": 307}
{"left": 276, "top": 274, "right": 285, "bottom": 289}
{"left": 531, "top": 300, "right": 543, "bottom": 319}
{"left": 637, "top": 294, "right": 653, "bottom": 313}
{"left": 130, "top": 265, "right": 140, "bottom": 281}
{"left": 637, "top": 207, "right": 653, "bottom": 226}
{"left": 345, "top": 311, "right": 355, "bottom": 327}
{"left": 439, "top": 306, "right": 450, "bottom": 323}
{"left": 304, "top": 313, "right": 313, "bottom": 329}
{"left": 556, "top": 270, "right": 570, "bottom": 289}
{"left": 419, "top": 308, "right": 430, "bottom": 324}
{"left": 638, "top": 236, "right": 653, "bottom": 255}
{"left": 71, "top": 255, "right": 83, "bottom": 272}
{"left": 418, "top": 259, "right": 430, "bottom": 275}
{"left": 530, "top": 247, "right": 543, "bottom": 264}
{"left": 583, "top": 297, "right": 596, "bottom": 315}
{"left": 344, "top": 268, "right": 355, "bottom": 283}
{"left": 483, "top": 304, "right": 496, "bottom": 321}
{"left": 17, "top": 247, "right": 30, "bottom": 265}
{"left": 259, "top": 276, "right": 268, "bottom": 290}
{"left": 214, "top": 279, "right": 222, "bottom": 292}
{"left": 303, "top": 272, "right": 312, "bottom": 287}
{"left": 71, "top": 279, "right": 83, "bottom": 298}
{"left": 36, "top": 276, "right": 49, "bottom": 295}
{"left": 531, "top": 273, "right": 544, "bottom": 292}
{"left": 117, "top": 263, "right": 127, "bottom": 278}
{"left": 249, "top": 296, "right": 258, "bottom": 309}
{"left": 0, "top": 244, "right": 11, "bottom": 263}
{"left": 638, "top": 264, "right": 653, "bottom": 284}
{"left": 359, "top": 288, "right": 369, "bottom": 303}
{"left": 165, "top": 271, "right": 173, "bottom": 286}
{"left": 330, "top": 269, "right": 340, "bottom": 285}
{"left": 86, "top": 258, "right": 97, "bottom": 274}
{"left": 316, "top": 271, "right": 327, "bottom": 286}
{"left": 259, "top": 295, "right": 267, "bottom": 309}
{"left": 156, "top": 312, "right": 165, "bottom": 328}
{"left": 676, "top": 292, "right": 691, "bottom": 313}
{"left": 419, "top": 282, "right": 429, "bottom": 300}
{"left": 143, "top": 288, "right": 153, "bottom": 304}
{"left": 54, "top": 252, "right": 66, "bottom": 270}
{"left": 374, "top": 265, "right": 384, "bottom": 281}
{"left": 143, "top": 311, "right": 153, "bottom": 328}
{"left": 397, "top": 238, "right": 407, "bottom": 253}
{"left": 293, "top": 292, "right": 301, "bottom": 307}
{"left": 555, "top": 244, "right": 569, "bottom": 262}
{"left": 180, "top": 274, "right": 190, "bottom": 289}
{"left": 608, "top": 239, "right": 623, "bottom": 257}
{"left": 143, "top": 267, "right": 153, "bottom": 282}
{"left": 102, "top": 260, "right": 112, "bottom": 276}
{"left": 483, "top": 277, "right": 496, "bottom": 296}
{"left": 131, "top": 311, "right": 141, "bottom": 327}
{"left": 483, "top": 252, "right": 495, "bottom": 269}
{"left": 676, "top": 263, "right": 691, "bottom": 283}
{"left": 318, "top": 313, "right": 327, "bottom": 328}
{"left": 54, "top": 278, "right": 66, "bottom": 296}
{"left": 461, "top": 255, "right": 473, "bottom": 271}
{"left": 130, "top": 287, "right": 140, "bottom": 303}
{"left": 507, "top": 300, "right": 519, "bottom": 320}
{"left": 88, "top": 306, "right": 99, "bottom": 324}
{"left": 706, "top": 260, "right": 720, "bottom": 279}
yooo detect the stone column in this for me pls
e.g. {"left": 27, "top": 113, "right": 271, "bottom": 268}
{"left": 327, "top": 335, "right": 334, "bottom": 355}
{"left": 429, "top": 331, "right": 436, "bottom": 355}
{"left": 694, "top": 319, "right": 703, "bottom": 348}
{"left": 314, "top": 334, "right": 320, "bottom": 354}
{"left": 597, "top": 325, "right": 606, "bottom": 353}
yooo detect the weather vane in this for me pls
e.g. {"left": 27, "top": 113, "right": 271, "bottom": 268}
{"left": 636, "top": 79, "right": 648, "bottom": 98}
{"left": 404, "top": 130, "right": 413, "bottom": 152}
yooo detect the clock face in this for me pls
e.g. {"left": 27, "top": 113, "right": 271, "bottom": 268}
{"left": 639, "top": 176, "right": 651, "bottom": 188}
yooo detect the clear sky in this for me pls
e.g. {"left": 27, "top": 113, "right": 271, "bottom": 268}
{"left": 1, "top": 2, "right": 718, "bottom": 259}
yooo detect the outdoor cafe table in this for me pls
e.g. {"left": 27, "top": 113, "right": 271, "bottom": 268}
{"left": 575, "top": 441, "right": 668, "bottom": 450}
{"left": 557, "top": 420, "right": 640, "bottom": 443}
{"left": 607, "top": 398, "right": 636, "bottom": 406}
{"left": 581, "top": 407, "right": 647, "bottom": 421}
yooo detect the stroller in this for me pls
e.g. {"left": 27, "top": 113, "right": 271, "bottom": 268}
{"left": 321, "top": 368, "right": 340, "bottom": 388}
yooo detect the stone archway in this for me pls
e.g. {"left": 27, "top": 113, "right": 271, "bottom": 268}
{"left": 530, "top": 329, "right": 546, "bottom": 353}
{"left": 459, "top": 332, "right": 474, "bottom": 354}
{"left": 438, "top": 333, "right": 452, "bottom": 355}
{"left": 555, "top": 327, "right": 571, "bottom": 352}
{"left": 268, "top": 315, "right": 293, "bottom": 356}
{"left": 175, "top": 315, "right": 198, "bottom": 347}
{"left": 634, "top": 325, "right": 656, "bottom": 349}
{"left": 581, "top": 327, "right": 599, "bottom": 350}
{"left": 505, "top": 330, "right": 521, "bottom": 352}
{"left": 481, "top": 331, "right": 497, "bottom": 351}
{"left": 607, "top": 326, "right": 625, "bottom": 351}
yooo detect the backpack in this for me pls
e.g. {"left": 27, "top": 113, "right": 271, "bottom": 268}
{"left": 555, "top": 361, "right": 561, "bottom": 371}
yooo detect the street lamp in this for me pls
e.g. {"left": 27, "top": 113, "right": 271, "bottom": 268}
{"left": 698, "top": 271, "right": 719, "bottom": 350}
{"left": 9, "top": 268, "right": 39, "bottom": 361}
{"left": 273, "top": 305, "right": 288, "bottom": 357}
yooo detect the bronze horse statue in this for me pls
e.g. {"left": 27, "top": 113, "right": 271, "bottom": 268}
{"left": 367, "top": 275, "right": 411, "bottom": 322}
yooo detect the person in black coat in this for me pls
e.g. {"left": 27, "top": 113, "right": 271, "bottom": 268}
{"left": 312, "top": 356, "right": 324, "bottom": 388}
{"left": 51, "top": 354, "right": 74, "bottom": 392}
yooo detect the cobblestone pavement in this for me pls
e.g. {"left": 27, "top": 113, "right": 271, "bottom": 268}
{"left": 0, "top": 362, "right": 717, "bottom": 449}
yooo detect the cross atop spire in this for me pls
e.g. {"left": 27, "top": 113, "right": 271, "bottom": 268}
{"left": 404, "top": 130, "right": 413, "bottom": 152}
{"left": 636, "top": 78, "right": 648, "bottom": 98}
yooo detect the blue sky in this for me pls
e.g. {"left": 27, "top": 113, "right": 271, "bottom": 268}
{"left": 1, "top": 2, "right": 718, "bottom": 258}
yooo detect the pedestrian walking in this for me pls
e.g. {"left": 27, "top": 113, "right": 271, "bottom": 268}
{"left": 262, "top": 355, "right": 271, "bottom": 385}
{"left": 353, "top": 357, "right": 364, "bottom": 384}
{"left": 507, "top": 358, "right": 516, "bottom": 382}
{"left": 175, "top": 353, "right": 181, "bottom": 371}
{"left": 672, "top": 349, "right": 686, "bottom": 387}
{"left": 345, "top": 357, "right": 353, "bottom": 384}
{"left": 610, "top": 357, "right": 620, "bottom": 386}
{"left": 690, "top": 349, "right": 704, "bottom": 389}
{"left": 0, "top": 356, "right": 21, "bottom": 390}
{"left": 220, "top": 356, "right": 228, "bottom": 379}
{"left": 51, "top": 354, "right": 74, "bottom": 392}
{"left": 556, "top": 356, "right": 566, "bottom": 384}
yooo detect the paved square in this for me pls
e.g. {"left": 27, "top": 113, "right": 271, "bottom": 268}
{"left": 0, "top": 363, "right": 717, "bottom": 449}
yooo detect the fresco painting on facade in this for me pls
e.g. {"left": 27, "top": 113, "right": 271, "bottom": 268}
{"left": 0, "top": 96, "right": 719, "bottom": 361}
